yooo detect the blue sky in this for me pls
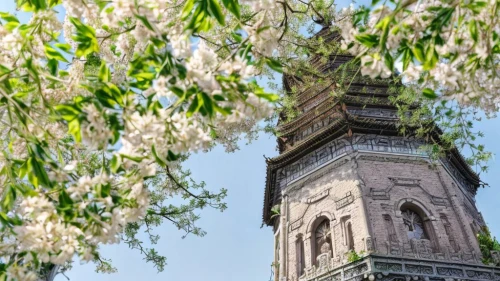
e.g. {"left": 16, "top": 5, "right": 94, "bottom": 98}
{"left": 3, "top": 1, "right": 500, "bottom": 281}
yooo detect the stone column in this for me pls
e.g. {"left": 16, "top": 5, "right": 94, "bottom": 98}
{"left": 435, "top": 165, "right": 477, "bottom": 254}
{"left": 279, "top": 196, "right": 288, "bottom": 280}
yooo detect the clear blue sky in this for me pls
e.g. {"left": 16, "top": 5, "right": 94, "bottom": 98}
{"left": 4, "top": 2, "right": 500, "bottom": 281}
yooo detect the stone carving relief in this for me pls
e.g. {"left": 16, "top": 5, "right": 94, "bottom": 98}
{"left": 465, "top": 270, "right": 493, "bottom": 279}
{"left": 347, "top": 108, "right": 399, "bottom": 119}
{"left": 344, "top": 263, "right": 369, "bottom": 279}
{"left": 290, "top": 218, "right": 303, "bottom": 231}
{"left": 405, "top": 264, "right": 433, "bottom": 275}
{"left": 315, "top": 253, "right": 331, "bottom": 276}
{"left": 402, "top": 242, "right": 416, "bottom": 258}
{"left": 461, "top": 252, "right": 477, "bottom": 263}
{"left": 370, "top": 178, "right": 448, "bottom": 207}
{"left": 491, "top": 251, "right": 500, "bottom": 265}
{"left": 436, "top": 267, "right": 464, "bottom": 277}
{"left": 374, "top": 262, "right": 403, "bottom": 272}
{"left": 308, "top": 190, "right": 329, "bottom": 204}
{"left": 411, "top": 239, "right": 434, "bottom": 259}
{"left": 301, "top": 254, "right": 500, "bottom": 281}
{"left": 366, "top": 237, "right": 375, "bottom": 253}
{"left": 335, "top": 192, "right": 354, "bottom": 210}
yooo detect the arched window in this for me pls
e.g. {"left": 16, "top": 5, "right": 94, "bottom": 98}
{"left": 313, "top": 218, "right": 332, "bottom": 265}
{"left": 340, "top": 215, "right": 355, "bottom": 251}
{"left": 296, "top": 236, "right": 305, "bottom": 277}
{"left": 400, "top": 202, "right": 439, "bottom": 252}
{"left": 401, "top": 209, "right": 427, "bottom": 240}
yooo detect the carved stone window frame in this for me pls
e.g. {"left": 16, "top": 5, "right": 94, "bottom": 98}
{"left": 306, "top": 212, "right": 336, "bottom": 267}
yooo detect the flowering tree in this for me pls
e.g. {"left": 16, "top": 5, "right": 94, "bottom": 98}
{"left": 0, "top": 0, "right": 277, "bottom": 280}
{"left": 338, "top": 0, "right": 498, "bottom": 171}
{"left": 0, "top": 0, "right": 498, "bottom": 280}
{"left": 234, "top": 0, "right": 496, "bottom": 172}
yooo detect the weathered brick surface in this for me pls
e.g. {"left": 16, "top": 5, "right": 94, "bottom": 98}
{"left": 278, "top": 152, "right": 485, "bottom": 281}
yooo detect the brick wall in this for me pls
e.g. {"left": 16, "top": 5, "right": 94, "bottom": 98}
{"left": 277, "top": 152, "right": 484, "bottom": 281}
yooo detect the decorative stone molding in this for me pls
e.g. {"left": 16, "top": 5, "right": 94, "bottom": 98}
{"left": 347, "top": 108, "right": 398, "bottom": 119}
{"left": 308, "top": 190, "right": 330, "bottom": 204}
{"left": 276, "top": 134, "right": 427, "bottom": 191}
{"left": 317, "top": 253, "right": 332, "bottom": 275}
{"left": 370, "top": 178, "right": 448, "bottom": 207}
{"left": 290, "top": 218, "right": 303, "bottom": 231}
{"left": 336, "top": 192, "right": 354, "bottom": 210}
{"left": 299, "top": 254, "right": 500, "bottom": 281}
{"left": 374, "top": 262, "right": 403, "bottom": 272}
{"left": 285, "top": 158, "right": 350, "bottom": 194}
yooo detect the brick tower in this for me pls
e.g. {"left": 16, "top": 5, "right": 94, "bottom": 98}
{"left": 263, "top": 28, "right": 499, "bottom": 281}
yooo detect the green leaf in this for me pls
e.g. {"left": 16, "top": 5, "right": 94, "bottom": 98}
{"left": 181, "top": 0, "right": 195, "bottom": 19}
{"left": 375, "top": 16, "right": 391, "bottom": 50}
{"left": 0, "top": 12, "right": 20, "bottom": 23}
{"left": 98, "top": 61, "right": 110, "bottom": 82}
{"left": 469, "top": 20, "right": 478, "bottom": 42}
{"left": 384, "top": 52, "right": 394, "bottom": 70}
{"left": 423, "top": 46, "right": 438, "bottom": 70}
{"left": 135, "top": 14, "right": 155, "bottom": 31}
{"left": 166, "top": 150, "right": 180, "bottom": 162}
{"left": 28, "top": 157, "right": 50, "bottom": 188}
{"left": 401, "top": 47, "right": 411, "bottom": 71}
{"left": 68, "top": 118, "right": 81, "bottom": 142}
{"left": 201, "top": 92, "right": 214, "bottom": 117}
{"left": 207, "top": 0, "right": 225, "bottom": 25}
{"left": 58, "top": 190, "right": 73, "bottom": 209}
{"left": 47, "top": 59, "right": 58, "bottom": 76}
{"left": 1, "top": 185, "right": 16, "bottom": 211}
{"left": 54, "top": 43, "right": 72, "bottom": 53}
{"left": 121, "top": 154, "right": 144, "bottom": 162}
{"left": 355, "top": 33, "right": 379, "bottom": 48}
{"left": 222, "top": 0, "right": 240, "bottom": 19}
{"left": 412, "top": 42, "right": 425, "bottom": 63}
{"left": 55, "top": 104, "right": 80, "bottom": 121}
{"left": 186, "top": 95, "right": 199, "bottom": 118}
{"left": 110, "top": 154, "right": 121, "bottom": 173}
{"left": 47, "top": 0, "right": 62, "bottom": 7}
{"left": 255, "top": 91, "right": 279, "bottom": 102}
{"left": 152, "top": 145, "right": 166, "bottom": 166}
{"left": 231, "top": 32, "right": 243, "bottom": 43}
{"left": 265, "top": 58, "right": 283, "bottom": 73}
{"left": 44, "top": 44, "right": 69, "bottom": 63}
{"left": 70, "top": 17, "right": 99, "bottom": 57}
{"left": 423, "top": 88, "right": 438, "bottom": 99}
{"left": 4, "top": 21, "right": 20, "bottom": 31}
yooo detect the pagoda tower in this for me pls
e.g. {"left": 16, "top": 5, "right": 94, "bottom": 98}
{"left": 263, "top": 28, "right": 500, "bottom": 281}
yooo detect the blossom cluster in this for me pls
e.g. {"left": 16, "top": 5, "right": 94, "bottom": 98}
{"left": 339, "top": 0, "right": 500, "bottom": 112}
